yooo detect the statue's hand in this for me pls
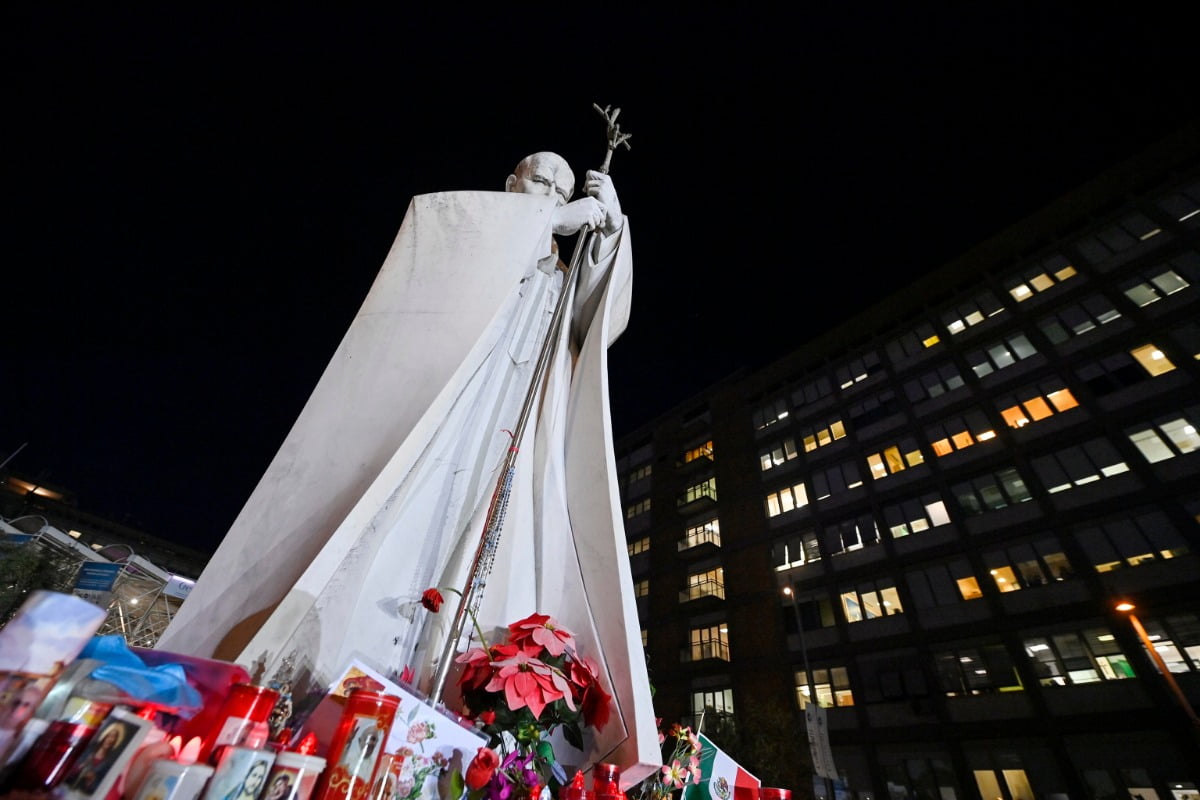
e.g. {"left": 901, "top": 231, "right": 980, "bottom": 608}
{"left": 553, "top": 197, "right": 607, "bottom": 236}
{"left": 584, "top": 170, "right": 623, "bottom": 234}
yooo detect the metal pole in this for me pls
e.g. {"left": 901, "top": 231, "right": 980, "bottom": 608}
{"left": 786, "top": 586, "right": 832, "bottom": 800}
{"left": 1126, "top": 611, "right": 1200, "bottom": 726}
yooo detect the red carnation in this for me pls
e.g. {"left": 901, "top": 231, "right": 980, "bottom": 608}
{"left": 478, "top": 710, "right": 496, "bottom": 725}
{"left": 465, "top": 747, "right": 500, "bottom": 790}
{"left": 421, "top": 588, "right": 444, "bottom": 613}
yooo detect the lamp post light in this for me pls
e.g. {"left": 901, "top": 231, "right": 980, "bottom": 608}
{"left": 783, "top": 586, "right": 816, "bottom": 704}
{"left": 784, "top": 585, "right": 833, "bottom": 800}
{"left": 1115, "top": 600, "right": 1200, "bottom": 727}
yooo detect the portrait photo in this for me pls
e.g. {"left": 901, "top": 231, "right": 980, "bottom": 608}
{"left": 338, "top": 717, "right": 383, "bottom": 782}
{"left": 202, "top": 746, "right": 275, "bottom": 800}
{"left": 61, "top": 707, "right": 153, "bottom": 800}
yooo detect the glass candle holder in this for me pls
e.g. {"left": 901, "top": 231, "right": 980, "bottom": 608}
{"left": 592, "top": 762, "right": 620, "bottom": 797}
{"left": 131, "top": 758, "right": 214, "bottom": 800}
{"left": 312, "top": 690, "right": 400, "bottom": 800}
{"left": 760, "top": 789, "right": 792, "bottom": 800}
{"left": 198, "top": 683, "right": 280, "bottom": 764}
{"left": 266, "top": 749, "right": 327, "bottom": 800}
{"left": 9, "top": 698, "right": 113, "bottom": 791}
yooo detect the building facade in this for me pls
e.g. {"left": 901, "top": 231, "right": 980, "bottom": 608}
{"left": 615, "top": 123, "right": 1200, "bottom": 800}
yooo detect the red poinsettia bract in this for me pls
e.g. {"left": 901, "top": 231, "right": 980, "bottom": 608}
{"left": 568, "top": 656, "right": 612, "bottom": 732}
{"left": 508, "top": 612, "right": 575, "bottom": 658}
{"left": 455, "top": 643, "right": 520, "bottom": 692}
{"left": 484, "top": 650, "right": 574, "bottom": 720}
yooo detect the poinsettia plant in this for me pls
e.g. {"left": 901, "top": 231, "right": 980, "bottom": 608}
{"left": 421, "top": 588, "right": 613, "bottom": 799}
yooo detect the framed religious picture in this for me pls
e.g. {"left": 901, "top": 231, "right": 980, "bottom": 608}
{"left": 60, "top": 706, "right": 154, "bottom": 800}
{"left": 201, "top": 745, "right": 276, "bottom": 800}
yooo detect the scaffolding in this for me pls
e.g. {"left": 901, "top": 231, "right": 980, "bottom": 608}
{"left": 1, "top": 514, "right": 189, "bottom": 646}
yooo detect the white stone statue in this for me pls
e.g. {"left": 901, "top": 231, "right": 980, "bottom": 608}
{"left": 156, "top": 149, "right": 658, "bottom": 783}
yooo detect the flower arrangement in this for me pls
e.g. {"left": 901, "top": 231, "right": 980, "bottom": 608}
{"left": 628, "top": 721, "right": 703, "bottom": 800}
{"left": 421, "top": 588, "right": 613, "bottom": 799}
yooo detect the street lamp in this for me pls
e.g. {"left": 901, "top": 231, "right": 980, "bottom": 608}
{"left": 783, "top": 586, "right": 816, "bottom": 706}
{"left": 784, "top": 585, "right": 833, "bottom": 800}
{"left": 1115, "top": 600, "right": 1200, "bottom": 726}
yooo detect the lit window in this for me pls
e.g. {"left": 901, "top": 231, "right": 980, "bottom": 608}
{"left": 825, "top": 514, "right": 881, "bottom": 555}
{"left": 760, "top": 438, "right": 798, "bottom": 471}
{"left": 679, "top": 478, "right": 717, "bottom": 506}
{"left": 999, "top": 385, "right": 1080, "bottom": 430}
{"left": 683, "top": 441, "right": 714, "bottom": 464}
{"left": 795, "top": 667, "right": 854, "bottom": 708}
{"left": 799, "top": 418, "right": 847, "bottom": 453}
{"left": 840, "top": 580, "right": 904, "bottom": 622}
{"left": 772, "top": 530, "right": 820, "bottom": 569}
{"left": 1006, "top": 256, "right": 1078, "bottom": 303}
{"left": 634, "top": 579, "right": 649, "bottom": 597}
{"left": 627, "top": 537, "right": 650, "bottom": 556}
{"left": 766, "top": 482, "right": 808, "bottom": 517}
{"left": 1130, "top": 343, "right": 1176, "bottom": 376}
{"left": 681, "top": 568, "right": 725, "bottom": 602}
{"left": 625, "top": 498, "right": 651, "bottom": 519}
{"left": 1123, "top": 267, "right": 1191, "bottom": 307}
{"left": 867, "top": 441, "right": 924, "bottom": 478}
{"left": 883, "top": 494, "right": 951, "bottom": 538}
{"left": 691, "top": 688, "right": 733, "bottom": 717}
{"left": 957, "top": 576, "right": 983, "bottom": 600}
{"left": 681, "top": 518, "right": 721, "bottom": 550}
{"left": 687, "top": 624, "right": 730, "bottom": 662}
{"left": 1024, "top": 629, "right": 1134, "bottom": 686}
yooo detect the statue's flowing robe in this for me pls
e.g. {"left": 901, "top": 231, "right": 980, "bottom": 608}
{"left": 156, "top": 190, "right": 657, "bottom": 783}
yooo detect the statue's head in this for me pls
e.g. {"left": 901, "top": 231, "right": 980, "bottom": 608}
{"left": 505, "top": 152, "right": 574, "bottom": 207}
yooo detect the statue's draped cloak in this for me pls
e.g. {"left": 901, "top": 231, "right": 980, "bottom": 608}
{"left": 156, "top": 190, "right": 656, "bottom": 783}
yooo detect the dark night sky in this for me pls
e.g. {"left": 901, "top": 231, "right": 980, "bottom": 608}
{"left": 3, "top": 7, "right": 1197, "bottom": 553}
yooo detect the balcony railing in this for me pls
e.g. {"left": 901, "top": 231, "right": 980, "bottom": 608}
{"left": 678, "top": 528, "right": 721, "bottom": 551}
{"left": 679, "top": 577, "right": 725, "bottom": 603}
{"left": 681, "top": 641, "right": 731, "bottom": 662}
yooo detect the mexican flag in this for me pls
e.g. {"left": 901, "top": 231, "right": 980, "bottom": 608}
{"left": 682, "top": 733, "right": 762, "bottom": 800}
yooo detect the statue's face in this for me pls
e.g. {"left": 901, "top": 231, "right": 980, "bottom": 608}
{"left": 507, "top": 154, "right": 573, "bottom": 206}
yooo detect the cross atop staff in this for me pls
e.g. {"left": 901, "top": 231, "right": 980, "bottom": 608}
{"left": 593, "top": 103, "right": 632, "bottom": 175}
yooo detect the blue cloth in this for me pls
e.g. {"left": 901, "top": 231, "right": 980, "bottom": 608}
{"left": 79, "top": 635, "right": 204, "bottom": 717}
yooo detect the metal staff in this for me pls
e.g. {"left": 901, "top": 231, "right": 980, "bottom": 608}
{"left": 429, "top": 104, "right": 631, "bottom": 705}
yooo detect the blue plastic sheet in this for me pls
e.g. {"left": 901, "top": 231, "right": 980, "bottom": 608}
{"left": 79, "top": 635, "right": 204, "bottom": 717}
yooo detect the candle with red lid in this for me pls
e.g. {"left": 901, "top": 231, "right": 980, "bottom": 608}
{"left": 8, "top": 698, "right": 113, "bottom": 790}
{"left": 198, "top": 683, "right": 280, "bottom": 764}
{"left": 311, "top": 689, "right": 400, "bottom": 800}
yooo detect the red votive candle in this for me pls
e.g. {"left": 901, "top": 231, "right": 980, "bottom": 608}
{"left": 760, "top": 789, "right": 792, "bottom": 800}
{"left": 198, "top": 682, "right": 280, "bottom": 764}
{"left": 592, "top": 762, "right": 620, "bottom": 796}
{"left": 312, "top": 689, "right": 400, "bottom": 800}
{"left": 9, "top": 698, "right": 113, "bottom": 790}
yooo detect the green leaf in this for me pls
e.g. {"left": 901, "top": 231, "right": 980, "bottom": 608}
{"left": 563, "top": 721, "right": 583, "bottom": 751}
{"left": 449, "top": 769, "right": 465, "bottom": 799}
